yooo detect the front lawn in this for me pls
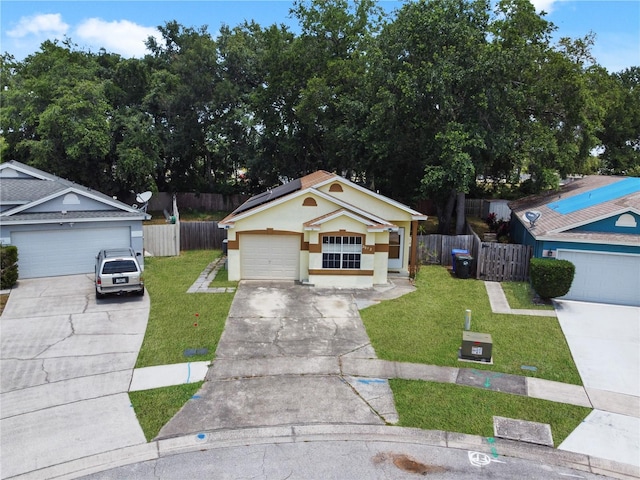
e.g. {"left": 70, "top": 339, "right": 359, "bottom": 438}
{"left": 361, "top": 265, "right": 581, "bottom": 385}
{"left": 391, "top": 380, "right": 591, "bottom": 446}
{"left": 135, "top": 250, "right": 236, "bottom": 368}
{"left": 129, "top": 382, "right": 203, "bottom": 441}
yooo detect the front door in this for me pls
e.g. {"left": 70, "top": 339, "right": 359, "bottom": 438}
{"left": 387, "top": 227, "right": 404, "bottom": 270}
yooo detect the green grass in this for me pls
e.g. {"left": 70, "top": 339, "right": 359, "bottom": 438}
{"left": 129, "top": 382, "right": 203, "bottom": 441}
{"left": 391, "top": 380, "right": 591, "bottom": 447}
{"left": 361, "top": 265, "right": 581, "bottom": 384}
{"left": 466, "top": 216, "right": 491, "bottom": 237}
{"left": 502, "top": 281, "right": 555, "bottom": 310}
{"left": 136, "top": 250, "right": 236, "bottom": 367}
{"left": 178, "top": 209, "right": 229, "bottom": 221}
{"left": 208, "top": 264, "right": 237, "bottom": 288}
{"left": 0, "top": 294, "right": 8, "bottom": 315}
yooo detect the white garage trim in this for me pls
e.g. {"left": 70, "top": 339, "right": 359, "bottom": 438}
{"left": 557, "top": 249, "right": 640, "bottom": 306}
{"left": 240, "top": 234, "right": 300, "bottom": 280}
{"left": 12, "top": 227, "right": 130, "bottom": 278}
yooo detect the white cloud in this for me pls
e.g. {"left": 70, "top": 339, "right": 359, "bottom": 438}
{"left": 530, "top": 0, "right": 557, "bottom": 14}
{"left": 7, "top": 13, "right": 69, "bottom": 38}
{"left": 74, "top": 18, "right": 161, "bottom": 57}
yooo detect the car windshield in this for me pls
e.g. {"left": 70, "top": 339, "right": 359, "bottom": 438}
{"left": 102, "top": 260, "right": 138, "bottom": 274}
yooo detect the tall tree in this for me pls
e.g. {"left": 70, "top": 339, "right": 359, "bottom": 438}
{"left": 1, "top": 41, "right": 113, "bottom": 189}
{"left": 595, "top": 67, "right": 640, "bottom": 175}
{"left": 370, "top": 0, "right": 490, "bottom": 232}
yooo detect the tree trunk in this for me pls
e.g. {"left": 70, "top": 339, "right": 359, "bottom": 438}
{"left": 438, "top": 189, "right": 457, "bottom": 234}
{"left": 455, "top": 191, "right": 466, "bottom": 235}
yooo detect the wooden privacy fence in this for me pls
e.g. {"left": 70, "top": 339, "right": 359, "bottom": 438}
{"left": 147, "top": 192, "right": 249, "bottom": 213}
{"left": 416, "top": 233, "right": 532, "bottom": 282}
{"left": 417, "top": 234, "right": 476, "bottom": 267}
{"left": 476, "top": 243, "right": 532, "bottom": 282}
{"left": 180, "top": 221, "right": 226, "bottom": 250}
{"left": 143, "top": 224, "right": 180, "bottom": 256}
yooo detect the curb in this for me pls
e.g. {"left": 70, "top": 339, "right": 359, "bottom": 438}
{"left": 12, "top": 425, "right": 639, "bottom": 480}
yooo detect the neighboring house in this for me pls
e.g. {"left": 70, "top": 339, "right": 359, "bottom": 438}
{"left": 509, "top": 176, "right": 640, "bottom": 306}
{"left": 0, "top": 161, "right": 150, "bottom": 279}
{"left": 219, "top": 170, "right": 428, "bottom": 287}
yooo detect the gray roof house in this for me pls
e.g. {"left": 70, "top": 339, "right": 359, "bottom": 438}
{"left": 509, "top": 175, "right": 640, "bottom": 306}
{"left": 0, "top": 161, "right": 150, "bottom": 279}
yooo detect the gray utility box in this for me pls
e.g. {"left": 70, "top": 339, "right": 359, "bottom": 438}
{"left": 461, "top": 331, "right": 493, "bottom": 362}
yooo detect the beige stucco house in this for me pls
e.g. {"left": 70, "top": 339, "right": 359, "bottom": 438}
{"left": 219, "top": 171, "right": 427, "bottom": 287}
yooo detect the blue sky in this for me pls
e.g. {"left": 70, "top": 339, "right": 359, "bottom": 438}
{"left": 1, "top": 0, "right": 638, "bottom": 72}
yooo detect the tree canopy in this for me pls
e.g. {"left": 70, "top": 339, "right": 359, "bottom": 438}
{"left": 1, "top": 0, "right": 638, "bottom": 227}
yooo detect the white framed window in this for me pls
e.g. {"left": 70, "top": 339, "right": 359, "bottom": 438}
{"left": 322, "top": 235, "right": 362, "bottom": 269}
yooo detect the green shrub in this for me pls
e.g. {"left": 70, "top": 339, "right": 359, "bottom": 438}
{"left": 1, "top": 245, "right": 19, "bottom": 289}
{"left": 530, "top": 258, "right": 575, "bottom": 299}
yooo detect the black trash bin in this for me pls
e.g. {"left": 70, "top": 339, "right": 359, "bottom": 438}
{"left": 455, "top": 254, "right": 473, "bottom": 279}
{"left": 451, "top": 249, "right": 469, "bottom": 273}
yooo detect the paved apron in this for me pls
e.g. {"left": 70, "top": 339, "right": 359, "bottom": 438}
{"left": 157, "top": 282, "right": 397, "bottom": 438}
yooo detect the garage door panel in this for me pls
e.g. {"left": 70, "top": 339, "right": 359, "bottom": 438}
{"left": 13, "top": 227, "right": 130, "bottom": 278}
{"left": 240, "top": 235, "right": 299, "bottom": 280}
{"left": 557, "top": 250, "right": 640, "bottom": 306}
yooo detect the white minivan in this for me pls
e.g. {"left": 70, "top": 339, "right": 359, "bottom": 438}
{"left": 95, "top": 248, "right": 144, "bottom": 298}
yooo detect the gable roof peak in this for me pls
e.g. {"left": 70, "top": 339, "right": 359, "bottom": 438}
{"left": 300, "top": 170, "right": 336, "bottom": 189}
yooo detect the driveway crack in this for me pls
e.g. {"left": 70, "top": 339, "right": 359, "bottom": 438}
{"left": 40, "top": 359, "right": 50, "bottom": 383}
{"left": 34, "top": 315, "right": 74, "bottom": 358}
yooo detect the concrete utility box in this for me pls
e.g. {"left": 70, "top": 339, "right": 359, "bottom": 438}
{"left": 460, "top": 331, "right": 493, "bottom": 362}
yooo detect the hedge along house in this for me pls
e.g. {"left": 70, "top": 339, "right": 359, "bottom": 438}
{"left": 0, "top": 160, "right": 150, "bottom": 279}
{"left": 509, "top": 176, "right": 640, "bottom": 306}
{"left": 219, "top": 171, "right": 428, "bottom": 287}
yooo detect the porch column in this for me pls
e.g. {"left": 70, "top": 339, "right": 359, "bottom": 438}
{"left": 410, "top": 220, "right": 418, "bottom": 278}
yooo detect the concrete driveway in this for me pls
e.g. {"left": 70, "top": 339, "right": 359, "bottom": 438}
{"left": 554, "top": 300, "right": 640, "bottom": 467}
{"left": 0, "top": 274, "right": 149, "bottom": 479}
{"left": 157, "top": 281, "right": 399, "bottom": 438}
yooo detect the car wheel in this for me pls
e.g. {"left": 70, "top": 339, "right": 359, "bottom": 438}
{"left": 95, "top": 289, "right": 104, "bottom": 300}
{"left": 137, "top": 288, "right": 145, "bottom": 297}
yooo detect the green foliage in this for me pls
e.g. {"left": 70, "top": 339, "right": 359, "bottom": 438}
{"left": 530, "top": 258, "right": 576, "bottom": 299}
{"left": 1, "top": 0, "right": 628, "bottom": 201}
{"left": 0, "top": 245, "right": 18, "bottom": 289}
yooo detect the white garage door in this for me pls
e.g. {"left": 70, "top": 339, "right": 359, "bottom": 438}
{"left": 240, "top": 234, "right": 300, "bottom": 280}
{"left": 13, "top": 227, "right": 130, "bottom": 278}
{"left": 557, "top": 249, "right": 640, "bottom": 306}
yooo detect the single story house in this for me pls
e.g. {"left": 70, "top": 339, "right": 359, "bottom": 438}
{"left": 0, "top": 161, "right": 150, "bottom": 278}
{"left": 219, "top": 171, "right": 428, "bottom": 287}
{"left": 509, "top": 176, "right": 640, "bottom": 306}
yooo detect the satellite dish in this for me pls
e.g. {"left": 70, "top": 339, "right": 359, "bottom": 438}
{"left": 134, "top": 191, "right": 152, "bottom": 213}
{"left": 523, "top": 210, "right": 541, "bottom": 227}
{"left": 136, "top": 191, "right": 152, "bottom": 203}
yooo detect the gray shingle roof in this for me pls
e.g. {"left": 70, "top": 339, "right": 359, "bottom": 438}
{"left": 0, "top": 179, "right": 67, "bottom": 204}
{"left": 2, "top": 211, "right": 146, "bottom": 223}
{"left": 0, "top": 160, "right": 149, "bottom": 222}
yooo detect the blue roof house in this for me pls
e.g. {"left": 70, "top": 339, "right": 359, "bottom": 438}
{"left": 0, "top": 161, "right": 150, "bottom": 279}
{"left": 509, "top": 176, "right": 640, "bottom": 306}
